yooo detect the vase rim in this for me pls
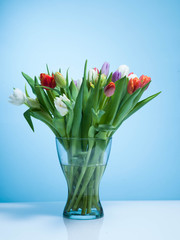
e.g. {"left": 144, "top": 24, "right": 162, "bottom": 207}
{"left": 56, "top": 137, "right": 112, "bottom": 140}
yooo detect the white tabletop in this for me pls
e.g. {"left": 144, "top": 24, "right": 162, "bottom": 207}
{"left": 0, "top": 201, "right": 180, "bottom": 240}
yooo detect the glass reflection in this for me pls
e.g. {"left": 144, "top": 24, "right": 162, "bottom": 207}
{"left": 63, "top": 217, "right": 103, "bottom": 240}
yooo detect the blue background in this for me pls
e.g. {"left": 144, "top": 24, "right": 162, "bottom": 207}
{"left": 0, "top": 0, "right": 180, "bottom": 202}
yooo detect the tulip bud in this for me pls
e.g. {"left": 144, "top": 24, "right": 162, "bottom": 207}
{"left": 139, "top": 75, "right": 151, "bottom": 89}
{"left": 117, "top": 65, "right": 130, "bottom": 78}
{"left": 101, "top": 62, "right": 110, "bottom": 76}
{"left": 93, "top": 68, "right": 99, "bottom": 74}
{"left": 100, "top": 74, "right": 107, "bottom": 88}
{"left": 112, "top": 70, "right": 121, "bottom": 83}
{"left": 54, "top": 72, "right": 66, "bottom": 88}
{"left": 104, "top": 82, "right": 115, "bottom": 97}
{"left": 9, "top": 88, "right": 26, "bottom": 106}
{"left": 74, "top": 78, "right": 82, "bottom": 90}
{"left": 88, "top": 69, "right": 99, "bottom": 83}
{"left": 127, "top": 77, "right": 141, "bottom": 94}
{"left": 27, "top": 97, "right": 41, "bottom": 109}
{"left": 40, "top": 73, "right": 56, "bottom": 90}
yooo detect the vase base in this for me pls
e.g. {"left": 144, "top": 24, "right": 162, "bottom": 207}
{"left": 63, "top": 208, "right": 104, "bottom": 220}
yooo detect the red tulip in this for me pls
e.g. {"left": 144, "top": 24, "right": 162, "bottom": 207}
{"left": 127, "top": 77, "right": 141, "bottom": 94}
{"left": 40, "top": 73, "right": 56, "bottom": 90}
{"left": 104, "top": 82, "right": 115, "bottom": 97}
{"left": 139, "top": 75, "right": 151, "bottom": 89}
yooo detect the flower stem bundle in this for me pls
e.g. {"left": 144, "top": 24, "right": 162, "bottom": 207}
{"left": 9, "top": 60, "right": 161, "bottom": 216}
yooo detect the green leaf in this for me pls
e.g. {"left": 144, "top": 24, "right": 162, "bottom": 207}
{"left": 65, "top": 69, "right": 71, "bottom": 99}
{"left": 29, "top": 110, "right": 61, "bottom": 137}
{"left": 62, "top": 99, "right": 73, "bottom": 110}
{"left": 106, "top": 72, "right": 112, "bottom": 85}
{"left": 22, "top": 72, "right": 35, "bottom": 94}
{"left": 82, "top": 61, "right": 88, "bottom": 110}
{"left": 81, "top": 70, "right": 101, "bottom": 138}
{"left": 114, "top": 77, "right": 130, "bottom": 107}
{"left": 71, "top": 60, "right": 88, "bottom": 137}
{"left": 25, "top": 84, "right": 30, "bottom": 98}
{"left": 95, "top": 131, "right": 108, "bottom": 140}
{"left": 36, "top": 85, "right": 61, "bottom": 95}
{"left": 132, "top": 81, "right": 151, "bottom": 108}
{"left": 34, "top": 77, "right": 54, "bottom": 115}
{"left": 96, "top": 124, "right": 116, "bottom": 131}
{"left": 52, "top": 117, "right": 66, "bottom": 137}
{"left": 88, "top": 126, "right": 96, "bottom": 138}
{"left": 91, "top": 108, "right": 105, "bottom": 123}
{"left": 113, "top": 81, "right": 153, "bottom": 128}
{"left": 23, "top": 109, "right": 34, "bottom": 132}
{"left": 66, "top": 110, "right": 74, "bottom": 136}
{"left": 69, "top": 80, "right": 78, "bottom": 101}
{"left": 113, "top": 88, "right": 142, "bottom": 127}
{"left": 46, "top": 64, "right": 50, "bottom": 75}
{"left": 124, "top": 91, "right": 161, "bottom": 121}
{"left": 100, "top": 76, "right": 127, "bottom": 124}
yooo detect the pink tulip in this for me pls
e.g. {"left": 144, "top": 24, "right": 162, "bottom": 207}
{"left": 104, "top": 82, "right": 115, "bottom": 97}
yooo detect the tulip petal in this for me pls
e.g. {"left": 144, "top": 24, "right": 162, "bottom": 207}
{"left": 104, "top": 82, "right": 115, "bottom": 97}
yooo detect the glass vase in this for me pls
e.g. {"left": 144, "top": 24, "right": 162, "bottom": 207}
{"left": 56, "top": 137, "right": 112, "bottom": 220}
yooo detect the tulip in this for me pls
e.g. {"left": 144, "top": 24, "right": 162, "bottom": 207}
{"left": 54, "top": 94, "right": 70, "bottom": 116}
{"left": 101, "top": 62, "right": 110, "bottom": 76}
{"left": 100, "top": 74, "right": 107, "bottom": 88}
{"left": 112, "top": 70, "right": 121, "bottom": 83}
{"left": 74, "top": 78, "right": 82, "bottom": 90}
{"left": 40, "top": 73, "right": 56, "bottom": 90}
{"left": 88, "top": 68, "right": 99, "bottom": 83}
{"left": 139, "top": 75, "right": 151, "bottom": 89}
{"left": 127, "top": 77, "right": 141, "bottom": 94}
{"left": 128, "top": 72, "right": 138, "bottom": 80}
{"left": 104, "top": 82, "right": 115, "bottom": 97}
{"left": 117, "top": 65, "right": 130, "bottom": 78}
{"left": 93, "top": 68, "right": 99, "bottom": 74}
{"left": 27, "top": 97, "right": 40, "bottom": 109}
{"left": 9, "top": 88, "right": 26, "bottom": 106}
{"left": 54, "top": 72, "right": 66, "bottom": 88}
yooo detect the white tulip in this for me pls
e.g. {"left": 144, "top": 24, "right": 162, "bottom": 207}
{"left": 54, "top": 94, "right": 70, "bottom": 116}
{"left": 128, "top": 73, "right": 138, "bottom": 80}
{"left": 9, "top": 88, "right": 26, "bottom": 106}
{"left": 76, "top": 78, "right": 82, "bottom": 90}
{"left": 117, "top": 65, "right": 130, "bottom": 78}
{"left": 88, "top": 69, "right": 98, "bottom": 82}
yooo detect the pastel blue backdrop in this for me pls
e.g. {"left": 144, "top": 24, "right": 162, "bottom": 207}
{"left": 0, "top": 0, "right": 180, "bottom": 202}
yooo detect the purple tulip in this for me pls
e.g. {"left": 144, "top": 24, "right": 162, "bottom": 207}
{"left": 112, "top": 70, "right": 121, "bottom": 83}
{"left": 101, "top": 62, "right": 110, "bottom": 76}
{"left": 73, "top": 80, "right": 77, "bottom": 86}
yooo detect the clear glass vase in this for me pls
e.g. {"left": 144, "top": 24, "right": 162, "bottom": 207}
{"left": 56, "top": 137, "right": 112, "bottom": 220}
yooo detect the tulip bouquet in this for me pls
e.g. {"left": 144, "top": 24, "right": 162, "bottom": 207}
{"left": 9, "top": 60, "right": 160, "bottom": 217}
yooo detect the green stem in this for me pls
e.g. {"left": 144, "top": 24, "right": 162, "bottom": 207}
{"left": 73, "top": 166, "right": 96, "bottom": 210}
{"left": 66, "top": 147, "right": 92, "bottom": 211}
{"left": 81, "top": 189, "right": 87, "bottom": 215}
{"left": 65, "top": 140, "right": 108, "bottom": 214}
{"left": 87, "top": 178, "right": 94, "bottom": 214}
